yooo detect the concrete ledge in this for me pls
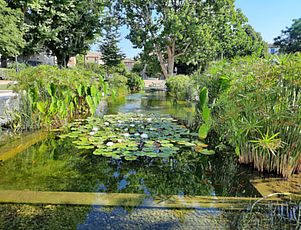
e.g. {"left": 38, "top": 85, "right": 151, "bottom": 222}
{"left": 0, "top": 190, "right": 291, "bottom": 210}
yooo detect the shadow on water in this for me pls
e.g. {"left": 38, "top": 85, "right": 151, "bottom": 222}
{"left": 0, "top": 91, "right": 300, "bottom": 229}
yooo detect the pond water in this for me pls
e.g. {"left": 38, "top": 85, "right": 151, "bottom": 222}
{"left": 0, "top": 91, "right": 299, "bottom": 229}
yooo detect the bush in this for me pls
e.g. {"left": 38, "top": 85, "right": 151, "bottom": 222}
{"left": 166, "top": 75, "right": 197, "bottom": 101}
{"left": 108, "top": 73, "right": 127, "bottom": 89}
{"left": 10, "top": 65, "right": 108, "bottom": 131}
{"left": 126, "top": 72, "right": 144, "bottom": 92}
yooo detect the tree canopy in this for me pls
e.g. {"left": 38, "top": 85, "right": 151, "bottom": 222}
{"left": 274, "top": 18, "right": 301, "bottom": 53}
{"left": 115, "top": 0, "right": 265, "bottom": 78}
{"left": 99, "top": 27, "right": 125, "bottom": 69}
{"left": 0, "top": 0, "right": 25, "bottom": 66}
{"left": 6, "top": 0, "right": 106, "bottom": 67}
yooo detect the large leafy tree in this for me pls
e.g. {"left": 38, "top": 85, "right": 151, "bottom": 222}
{"left": 6, "top": 0, "right": 106, "bottom": 67}
{"left": 116, "top": 0, "right": 255, "bottom": 78}
{"left": 274, "top": 18, "right": 301, "bottom": 53}
{"left": 0, "top": 0, "right": 25, "bottom": 67}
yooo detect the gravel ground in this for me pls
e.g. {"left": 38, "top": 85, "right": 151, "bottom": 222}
{"left": 77, "top": 207, "right": 228, "bottom": 230}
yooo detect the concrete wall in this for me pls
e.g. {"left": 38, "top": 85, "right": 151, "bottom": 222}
{"left": 0, "top": 92, "right": 18, "bottom": 126}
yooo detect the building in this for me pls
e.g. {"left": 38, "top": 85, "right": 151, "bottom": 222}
{"left": 25, "top": 52, "right": 56, "bottom": 66}
{"left": 268, "top": 44, "right": 280, "bottom": 55}
{"left": 85, "top": 52, "right": 104, "bottom": 65}
{"left": 123, "top": 59, "right": 135, "bottom": 72}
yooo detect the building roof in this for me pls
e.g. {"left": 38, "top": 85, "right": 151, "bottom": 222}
{"left": 123, "top": 59, "right": 135, "bottom": 63}
{"left": 85, "top": 52, "right": 102, "bottom": 58}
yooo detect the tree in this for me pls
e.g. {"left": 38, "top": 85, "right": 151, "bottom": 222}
{"left": 7, "top": 0, "right": 106, "bottom": 67}
{"left": 274, "top": 18, "right": 301, "bottom": 53}
{"left": 0, "top": 0, "right": 25, "bottom": 67}
{"left": 115, "top": 0, "right": 251, "bottom": 78}
{"left": 99, "top": 28, "right": 125, "bottom": 70}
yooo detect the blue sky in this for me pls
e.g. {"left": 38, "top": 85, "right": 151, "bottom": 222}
{"left": 92, "top": 0, "right": 301, "bottom": 58}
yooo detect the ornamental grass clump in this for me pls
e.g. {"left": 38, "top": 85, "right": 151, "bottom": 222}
{"left": 213, "top": 53, "right": 301, "bottom": 178}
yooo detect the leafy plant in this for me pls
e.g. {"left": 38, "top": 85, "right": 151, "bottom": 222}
{"left": 59, "top": 113, "right": 214, "bottom": 160}
{"left": 126, "top": 72, "right": 144, "bottom": 92}
{"left": 10, "top": 65, "right": 109, "bottom": 131}
{"left": 198, "top": 87, "right": 212, "bottom": 139}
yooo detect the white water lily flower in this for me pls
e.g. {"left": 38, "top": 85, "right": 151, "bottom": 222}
{"left": 124, "top": 128, "right": 128, "bottom": 131}
{"left": 104, "top": 122, "right": 110, "bottom": 126}
{"left": 134, "top": 133, "right": 140, "bottom": 136}
{"left": 118, "top": 139, "right": 123, "bottom": 143}
{"left": 130, "top": 124, "right": 135, "bottom": 127}
{"left": 106, "top": 142, "right": 114, "bottom": 147}
{"left": 89, "top": 131, "right": 96, "bottom": 136}
{"left": 149, "top": 128, "right": 154, "bottom": 131}
{"left": 141, "top": 133, "right": 148, "bottom": 138}
{"left": 118, "top": 120, "right": 123, "bottom": 123}
{"left": 92, "top": 127, "right": 99, "bottom": 132}
{"left": 124, "top": 133, "right": 130, "bottom": 137}
{"left": 147, "top": 118, "right": 152, "bottom": 122}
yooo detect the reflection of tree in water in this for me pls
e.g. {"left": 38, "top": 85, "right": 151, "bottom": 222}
{"left": 65, "top": 145, "right": 258, "bottom": 198}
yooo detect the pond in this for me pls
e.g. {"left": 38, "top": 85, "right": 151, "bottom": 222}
{"left": 0, "top": 91, "right": 299, "bottom": 229}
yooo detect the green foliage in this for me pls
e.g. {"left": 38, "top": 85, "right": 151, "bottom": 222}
{"left": 13, "top": 0, "right": 105, "bottom": 66}
{"left": 211, "top": 54, "right": 301, "bottom": 178}
{"left": 0, "top": 0, "right": 25, "bottom": 58}
{"left": 99, "top": 27, "right": 125, "bottom": 68}
{"left": 59, "top": 113, "right": 213, "bottom": 160}
{"left": 108, "top": 73, "right": 127, "bottom": 89}
{"left": 10, "top": 65, "right": 106, "bottom": 131}
{"left": 166, "top": 75, "right": 197, "bottom": 101}
{"left": 274, "top": 18, "right": 301, "bottom": 53}
{"left": 198, "top": 87, "right": 212, "bottom": 139}
{"left": 126, "top": 72, "right": 144, "bottom": 92}
{"left": 116, "top": 0, "right": 260, "bottom": 77}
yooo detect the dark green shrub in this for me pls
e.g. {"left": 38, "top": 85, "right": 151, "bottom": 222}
{"left": 126, "top": 72, "right": 144, "bottom": 92}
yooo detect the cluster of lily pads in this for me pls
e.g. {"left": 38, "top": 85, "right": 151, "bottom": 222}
{"left": 59, "top": 113, "right": 214, "bottom": 160}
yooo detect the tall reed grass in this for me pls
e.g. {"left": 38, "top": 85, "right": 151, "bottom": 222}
{"left": 211, "top": 53, "right": 301, "bottom": 178}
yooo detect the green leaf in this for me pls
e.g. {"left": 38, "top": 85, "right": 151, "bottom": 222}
{"left": 200, "top": 150, "right": 215, "bottom": 155}
{"left": 37, "top": 101, "right": 46, "bottom": 114}
{"left": 199, "top": 87, "right": 208, "bottom": 110}
{"left": 235, "top": 147, "right": 240, "bottom": 156}
{"left": 203, "top": 106, "right": 211, "bottom": 124}
{"left": 198, "top": 124, "right": 210, "bottom": 139}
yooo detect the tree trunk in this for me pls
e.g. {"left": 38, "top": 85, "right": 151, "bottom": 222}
{"left": 155, "top": 45, "right": 168, "bottom": 79}
{"left": 167, "top": 45, "right": 175, "bottom": 76}
{"left": 56, "top": 54, "right": 70, "bottom": 67}
{"left": 1, "top": 56, "right": 7, "bottom": 68}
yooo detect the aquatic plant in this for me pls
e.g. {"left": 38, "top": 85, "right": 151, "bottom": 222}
{"left": 213, "top": 53, "right": 301, "bottom": 178}
{"left": 9, "top": 65, "right": 114, "bottom": 131}
{"left": 167, "top": 53, "right": 301, "bottom": 178}
{"left": 59, "top": 113, "right": 214, "bottom": 160}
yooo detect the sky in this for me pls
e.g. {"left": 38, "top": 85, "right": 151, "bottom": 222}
{"left": 92, "top": 0, "right": 301, "bottom": 59}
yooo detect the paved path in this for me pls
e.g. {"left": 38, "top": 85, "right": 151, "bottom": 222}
{"left": 144, "top": 79, "right": 166, "bottom": 90}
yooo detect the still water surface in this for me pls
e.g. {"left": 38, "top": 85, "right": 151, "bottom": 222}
{"left": 0, "top": 91, "right": 298, "bottom": 229}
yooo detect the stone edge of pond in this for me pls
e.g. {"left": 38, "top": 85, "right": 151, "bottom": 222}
{"left": 0, "top": 190, "right": 296, "bottom": 211}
